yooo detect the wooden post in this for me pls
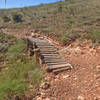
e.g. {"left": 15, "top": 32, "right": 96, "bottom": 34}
{"left": 34, "top": 48, "right": 40, "bottom": 62}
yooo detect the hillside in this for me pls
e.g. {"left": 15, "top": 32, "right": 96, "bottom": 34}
{"left": 0, "top": 0, "right": 100, "bottom": 44}
{"left": 0, "top": 0, "right": 100, "bottom": 99}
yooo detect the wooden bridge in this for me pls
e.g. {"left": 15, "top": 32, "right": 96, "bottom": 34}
{"left": 25, "top": 37, "right": 72, "bottom": 74}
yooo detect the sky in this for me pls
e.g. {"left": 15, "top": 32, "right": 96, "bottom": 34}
{"left": 0, "top": 0, "right": 59, "bottom": 9}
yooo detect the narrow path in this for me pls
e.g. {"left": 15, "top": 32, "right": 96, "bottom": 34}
{"left": 26, "top": 37, "right": 72, "bottom": 74}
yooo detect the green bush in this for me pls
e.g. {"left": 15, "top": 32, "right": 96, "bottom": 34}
{"left": 0, "top": 32, "right": 16, "bottom": 53}
{"left": 12, "top": 14, "right": 23, "bottom": 23}
{"left": 8, "top": 39, "right": 26, "bottom": 58}
{"left": 2, "top": 15, "right": 10, "bottom": 22}
{"left": 0, "top": 39, "right": 44, "bottom": 99}
{"left": 59, "top": 33, "right": 70, "bottom": 45}
{"left": 85, "top": 29, "right": 100, "bottom": 43}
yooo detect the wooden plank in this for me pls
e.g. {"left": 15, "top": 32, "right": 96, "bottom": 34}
{"left": 40, "top": 52, "right": 58, "bottom": 54}
{"left": 47, "top": 65, "right": 68, "bottom": 72}
{"left": 37, "top": 46, "right": 54, "bottom": 48}
{"left": 36, "top": 44, "right": 53, "bottom": 47}
{"left": 48, "top": 64, "right": 68, "bottom": 68}
{"left": 45, "top": 58, "right": 64, "bottom": 61}
{"left": 53, "top": 67, "right": 71, "bottom": 74}
{"left": 47, "top": 62, "right": 67, "bottom": 65}
{"left": 28, "top": 38, "right": 48, "bottom": 44}
{"left": 41, "top": 54, "right": 59, "bottom": 56}
{"left": 36, "top": 43, "right": 51, "bottom": 45}
{"left": 32, "top": 40, "right": 47, "bottom": 43}
{"left": 45, "top": 60, "right": 66, "bottom": 63}
{"left": 40, "top": 50, "right": 56, "bottom": 52}
{"left": 44, "top": 56, "right": 61, "bottom": 59}
{"left": 44, "top": 58, "right": 63, "bottom": 61}
{"left": 40, "top": 52, "right": 57, "bottom": 54}
{"left": 38, "top": 45, "right": 54, "bottom": 47}
{"left": 38, "top": 47, "right": 56, "bottom": 50}
{"left": 39, "top": 48, "right": 57, "bottom": 50}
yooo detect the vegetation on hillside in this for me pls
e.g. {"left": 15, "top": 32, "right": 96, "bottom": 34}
{"left": 0, "top": 32, "right": 44, "bottom": 99}
{"left": 0, "top": 0, "right": 100, "bottom": 45}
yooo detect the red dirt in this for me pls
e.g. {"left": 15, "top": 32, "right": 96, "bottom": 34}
{"left": 37, "top": 40, "right": 100, "bottom": 100}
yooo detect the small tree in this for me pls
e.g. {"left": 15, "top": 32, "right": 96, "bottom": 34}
{"left": 12, "top": 14, "right": 23, "bottom": 23}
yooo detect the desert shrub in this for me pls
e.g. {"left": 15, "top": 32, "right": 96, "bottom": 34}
{"left": 83, "top": 21, "right": 92, "bottom": 25}
{"left": 0, "top": 39, "right": 44, "bottom": 99}
{"left": 0, "top": 32, "right": 16, "bottom": 44}
{"left": 59, "top": 33, "right": 70, "bottom": 45}
{"left": 42, "top": 28, "right": 52, "bottom": 33}
{"left": 2, "top": 15, "right": 10, "bottom": 22}
{"left": 0, "top": 43, "right": 8, "bottom": 53}
{"left": 8, "top": 39, "right": 26, "bottom": 58}
{"left": 12, "top": 14, "right": 23, "bottom": 23}
{"left": 85, "top": 29, "right": 100, "bottom": 43}
{"left": 0, "top": 53, "right": 6, "bottom": 62}
{"left": 59, "top": 31, "right": 81, "bottom": 45}
{"left": 0, "top": 32, "right": 16, "bottom": 53}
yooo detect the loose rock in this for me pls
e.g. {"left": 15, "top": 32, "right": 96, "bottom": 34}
{"left": 77, "top": 95, "right": 84, "bottom": 100}
{"left": 40, "top": 82, "right": 50, "bottom": 90}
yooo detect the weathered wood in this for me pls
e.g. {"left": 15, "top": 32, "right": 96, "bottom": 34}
{"left": 34, "top": 48, "right": 40, "bottom": 62}
{"left": 40, "top": 52, "right": 57, "bottom": 54}
{"left": 37, "top": 46, "right": 54, "bottom": 48}
{"left": 40, "top": 48, "right": 57, "bottom": 51}
{"left": 40, "top": 54, "right": 59, "bottom": 57}
{"left": 36, "top": 42, "right": 50, "bottom": 44}
{"left": 44, "top": 56, "right": 61, "bottom": 59}
{"left": 53, "top": 67, "right": 70, "bottom": 74}
{"left": 27, "top": 37, "right": 72, "bottom": 73}
{"left": 45, "top": 58, "right": 64, "bottom": 61}
{"left": 40, "top": 50, "right": 57, "bottom": 52}
{"left": 47, "top": 62, "right": 67, "bottom": 65}
{"left": 48, "top": 64, "right": 69, "bottom": 69}
{"left": 37, "top": 45, "right": 53, "bottom": 47}
{"left": 44, "top": 60, "right": 66, "bottom": 63}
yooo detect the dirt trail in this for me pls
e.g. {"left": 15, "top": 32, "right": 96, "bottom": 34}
{"left": 2, "top": 28, "right": 100, "bottom": 100}
{"left": 36, "top": 40, "right": 100, "bottom": 100}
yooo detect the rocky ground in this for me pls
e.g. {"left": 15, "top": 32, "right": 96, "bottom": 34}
{"left": 36, "top": 40, "right": 100, "bottom": 100}
{"left": 1, "top": 28, "right": 100, "bottom": 100}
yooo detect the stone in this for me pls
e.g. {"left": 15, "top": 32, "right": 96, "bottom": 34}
{"left": 35, "top": 97, "right": 41, "bottom": 100}
{"left": 40, "top": 82, "right": 50, "bottom": 90}
{"left": 77, "top": 96, "right": 84, "bottom": 100}
{"left": 63, "top": 75, "right": 70, "bottom": 79}
{"left": 74, "top": 47, "right": 82, "bottom": 54}
{"left": 96, "top": 65, "right": 100, "bottom": 72}
{"left": 45, "top": 98, "right": 50, "bottom": 100}
{"left": 66, "top": 63, "right": 73, "bottom": 69}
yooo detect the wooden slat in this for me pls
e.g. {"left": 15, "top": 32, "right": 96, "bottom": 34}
{"left": 36, "top": 43, "right": 51, "bottom": 45}
{"left": 53, "top": 67, "right": 70, "bottom": 74}
{"left": 40, "top": 50, "right": 56, "bottom": 52}
{"left": 37, "top": 44, "right": 53, "bottom": 46}
{"left": 44, "top": 56, "right": 61, "bottom": 59}
{"left": 37, "top": 45, "right": 53, "bottom": 48}
{"left": 39, "top": 47, "right": 56, "bottom": 50}
{"left": 40, "top": 52, "right": 58, "bottom": 54}
{"left": 47, "top": 62, "right": 67, "bottom": 65}
{"left": 27, "top": 37, "right": 72, "bottom": 73}
{"left": 40, "top": 54, "right": 59, "bottom": 56}
{"left": 44, "top": 58, "right": 63, "bottom": 61}
{"left": 38, "top": 46, "right": 54, "bottom": 47}
{"left": 48, "top": 64, "right": 68, "bottom": 69}
{"left": 45, "top": 60, "right": 66, "bottom": 63}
